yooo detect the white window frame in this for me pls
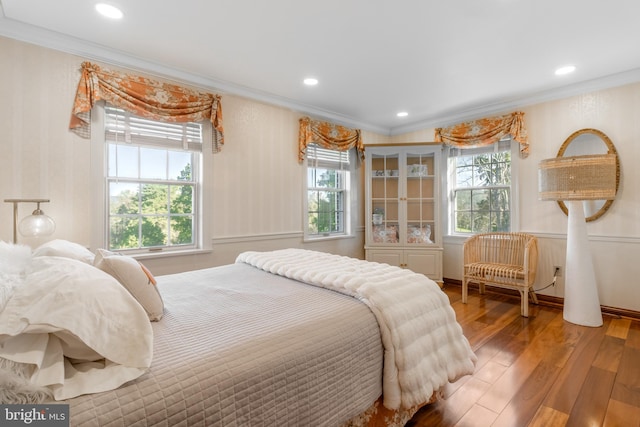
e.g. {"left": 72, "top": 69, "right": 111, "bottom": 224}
{"left": 303, "top": 143, "right": 357, "bottom": 241}
{"left": 90, "top": 102, "right": 213, "bottom": 255}
{"left": 445, "top": 137, "right": 519, "bottom": 236}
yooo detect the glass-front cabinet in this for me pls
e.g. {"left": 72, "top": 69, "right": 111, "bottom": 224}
{"left": 365, "top": 144, "right": 443, "bottom": 285}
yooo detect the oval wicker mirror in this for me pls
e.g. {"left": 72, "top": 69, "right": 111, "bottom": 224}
{"left": 556, "top": 128, "right": 620, "bottom": 221}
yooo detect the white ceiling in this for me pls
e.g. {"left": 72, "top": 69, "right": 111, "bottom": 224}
{"left": 2, "top": 0, "right": 640, "bottom": 135}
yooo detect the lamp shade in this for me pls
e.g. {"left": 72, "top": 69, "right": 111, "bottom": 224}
{"left": 538, "top": 154, "right": 617, "bottom": 201}
{"left": 18, "top": 208, "right": 56, "bottom": 237}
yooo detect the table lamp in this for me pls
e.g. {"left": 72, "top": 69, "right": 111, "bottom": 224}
{"left": 4, "top": 198, "right": 56, "bottom": 244}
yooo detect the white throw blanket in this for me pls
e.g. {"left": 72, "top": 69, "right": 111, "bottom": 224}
{"left": 236, "top": 249, "right": 477, "bottom": 410}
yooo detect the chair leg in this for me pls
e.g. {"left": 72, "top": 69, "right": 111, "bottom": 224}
{"left": 462, "top": 278, "right": 468, "bottom": 304}
{"left": 521, "top": 290, "right": 529, "bottom": 317}
{"left": 529, "top": 290, "right": 539, "bottom": 305}
{"left": 479, "top": 282, "right": 486, "bottom": 295}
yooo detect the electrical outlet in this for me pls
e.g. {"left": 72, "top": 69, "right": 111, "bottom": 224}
{"left": 554, "top": 266, "right": 562, "bottom": 277}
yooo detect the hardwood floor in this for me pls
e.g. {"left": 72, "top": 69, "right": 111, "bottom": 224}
{"left": 406, "top": 284, "right": 640, "bottom": 427}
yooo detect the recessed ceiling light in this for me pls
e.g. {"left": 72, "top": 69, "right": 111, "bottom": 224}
{"left": 95, "top": 3, "right": 123, "bottom": 19}
{"left": 303, "top": 78, "right": 318, "bottom": 86}
{"left": 555, "top": 65, "right": 576, "bottom": 76}
{"left": 397, "top": 112, "right": 409, "bottom": 117}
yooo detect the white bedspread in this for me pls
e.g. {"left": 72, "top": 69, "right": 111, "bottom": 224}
{"left": 236, "top": 249, "right": 477, "bottom": 410}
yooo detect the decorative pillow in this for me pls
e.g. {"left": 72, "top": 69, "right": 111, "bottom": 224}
{"left": 33, "top": 239, "right": 95, "bottom": 264}
{"left": 407, "top": 225, "right": 433, "bottom": 244}
{"left": 94, "top": 249, "right": 163, "bottom": 321}
{"left": 372, "top": 225, "right": 399, "bottom": 243}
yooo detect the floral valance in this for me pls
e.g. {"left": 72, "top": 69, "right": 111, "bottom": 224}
{"left": 69, "top": 61, "right": 224, "bottom": 152}
{"left": 298, "top": 117, "right": 364, "bottom": 163}
{"left": 434, "top": 111, "right": 529, "bottom": 157}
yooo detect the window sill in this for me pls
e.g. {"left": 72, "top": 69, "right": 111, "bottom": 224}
{"left": 303, "top": 234, "right": 356, "bottom": 243}
{"left": 444, "top": 234, "right": 472, "bottom": 244}
{"left": 129, "top": 248, "right": 212, "bottom": 260}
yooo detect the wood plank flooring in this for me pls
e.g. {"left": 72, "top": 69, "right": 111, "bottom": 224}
{"left": 406, "top": 284, "right": 640, "bottom": 427}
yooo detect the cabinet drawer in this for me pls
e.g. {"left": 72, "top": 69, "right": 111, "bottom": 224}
{"left": 366, "top": 249, "right": 442, "bottom": 284}
{"left": 366, "top": 250, "right": 402, "bottom": 267}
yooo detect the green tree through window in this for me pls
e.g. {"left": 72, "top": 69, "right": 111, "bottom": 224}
{"left": 454, "top": 150, "right": 511, "bottom": 233}
{"left": 105, "top": 105, "right": 201, "bottom": 251}
{"left": 307, "top": 168, "right": 344, "bottom": 234}
{"left": 305, "top": 143, "right": 351, "bottom": 238}
{"left": 109, "top": 163, "right": 195, "bottom": 249}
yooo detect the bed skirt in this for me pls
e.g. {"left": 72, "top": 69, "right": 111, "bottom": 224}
{"left": 342, "top": 391, "right": 440, "bottom": 427}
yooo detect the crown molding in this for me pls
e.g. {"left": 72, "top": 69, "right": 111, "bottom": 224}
{"left": 389, "top": 67, "right": 640, "bottom": 136}
{"left": 0, "top": 16, "right": 390, "bottom": 135}
{"left": 2, "top": 14, "right": 640, "bottom": 138}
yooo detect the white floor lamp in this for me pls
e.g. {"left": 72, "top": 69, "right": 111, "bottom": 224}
{"left": 538, "top": 154, "right": 617, "bottom": 327}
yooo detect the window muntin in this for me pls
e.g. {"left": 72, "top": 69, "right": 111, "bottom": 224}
{"left": 305, "top": 144, "right": 352, "bottom": 238}
{"left": 105, "top": 106, "right": 202, "bottom": 251}
{"left": 451, "top": 144, "right": 512, "bottom": 234}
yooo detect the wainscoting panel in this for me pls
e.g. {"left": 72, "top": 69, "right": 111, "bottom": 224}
{"left": 444, "top": 233, "right": 640, "bottom": 313}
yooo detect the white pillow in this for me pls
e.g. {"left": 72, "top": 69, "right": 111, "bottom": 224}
{"left": 0, "top": 256, "right": 152, "bottom": 400}
{"left": 94, "top": 249, "right": 164, "bottom": 321}
{"left": 33, "top": 239, "right": 95, "bottom": 264}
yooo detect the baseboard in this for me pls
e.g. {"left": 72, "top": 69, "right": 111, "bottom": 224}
{"left": 443, "top": 278, "right": 640, "bottom": 322}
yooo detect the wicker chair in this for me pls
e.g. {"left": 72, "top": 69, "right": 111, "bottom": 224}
{"left": 462, "top": 232, "right": 539, "bottom": 317}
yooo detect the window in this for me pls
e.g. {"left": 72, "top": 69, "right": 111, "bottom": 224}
{"left": 449, "top": 139, "right": 516, "bottom": 234}
{"left": 304, "top": 143, "right": 354, "bottom": 239}
{"left": 104, "top": 106, "right": 203, "bottom": 251}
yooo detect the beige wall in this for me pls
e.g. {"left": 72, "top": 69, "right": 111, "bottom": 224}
{"left": 2, "top": 35, "right": 639, "bottom": 311}
{"left": 393, "top": 85, "right": 640, "bottom": 312}
{"left": 1, "top": 37, "right": 91, "bottom": 246}
{"left": 518, "top": 86, "right": 640, "bottom": 312}
{"left": 0, "top": 36, "right": 368, "bottom": 275}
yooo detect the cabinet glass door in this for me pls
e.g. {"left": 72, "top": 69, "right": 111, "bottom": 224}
{"left": 370, "top": 153, "right": 399, "bottom": 245}
{"left": 405, "top": 151, "right": 435, "bottom": 245}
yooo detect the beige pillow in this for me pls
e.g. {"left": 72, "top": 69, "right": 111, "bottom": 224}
{"left": 33, "top": 239, "right": 95, "bottom": 264}
{"left": 94, "top": 249, "right": 164, "bottom": 321}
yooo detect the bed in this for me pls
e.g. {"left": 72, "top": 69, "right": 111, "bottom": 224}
{"left": 0, "top": 241, "right": 476, "bottom": 426}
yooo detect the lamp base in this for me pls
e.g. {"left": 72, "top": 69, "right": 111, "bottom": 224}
{"left": 563, "top": 200, "right": 603, "bottom": 327}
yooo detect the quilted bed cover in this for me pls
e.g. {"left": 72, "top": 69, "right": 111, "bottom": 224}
{"left": 237, "top": 249, "right": 477, "bottom": 410}
{"left": 65, "top": 261, "right": 384, "bottom": 426}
